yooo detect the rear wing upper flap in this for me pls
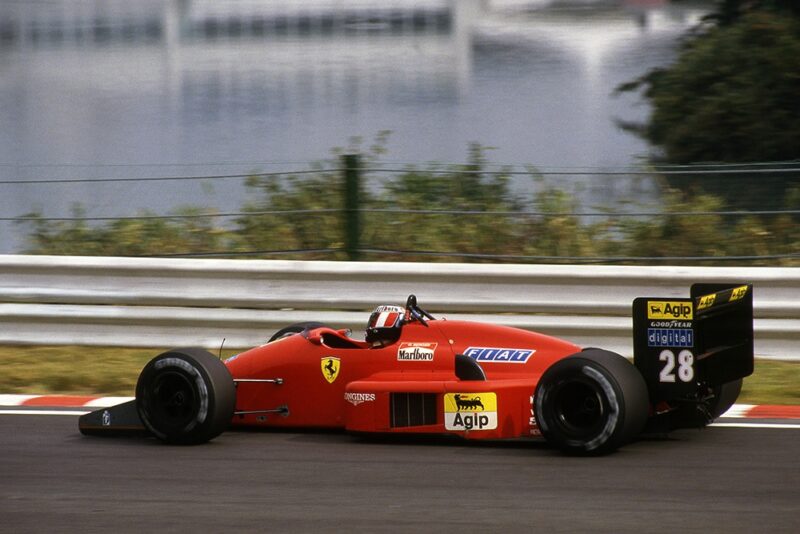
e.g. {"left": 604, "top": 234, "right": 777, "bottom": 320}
{"left": 633, "top": 283, "right": 754, "bottom": 403}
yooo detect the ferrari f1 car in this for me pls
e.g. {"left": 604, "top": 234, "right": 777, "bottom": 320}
{"left": 79, "top": 283, "right": 754, "bottom": 455}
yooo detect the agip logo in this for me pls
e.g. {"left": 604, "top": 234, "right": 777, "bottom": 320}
{"left": 696, "top": 293, "right": 716, "bottom": 311}
{"left": 647, "top": 301, "right": 693, "bottom": 320}
{"left": 730, "top": 285, "right": 749, "bottom": 301}
{"left": 444, "top": 393, "right": 498, "bottom": 431}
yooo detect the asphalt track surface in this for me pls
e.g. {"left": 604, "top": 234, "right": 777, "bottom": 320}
{"left": 1, "top": 413, "right": 798, "bottom": 533}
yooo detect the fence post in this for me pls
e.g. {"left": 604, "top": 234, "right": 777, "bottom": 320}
{"left": 342, "top": 154, "right": 361, "bottom": 261}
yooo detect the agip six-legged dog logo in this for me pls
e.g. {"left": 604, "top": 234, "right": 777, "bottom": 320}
{"left": 453, "top": 394, "right": 485, "bottom": 411}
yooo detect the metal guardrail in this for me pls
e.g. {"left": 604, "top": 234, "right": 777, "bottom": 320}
{"left": 0, "top": 255, "right": 798, "bottom": 360}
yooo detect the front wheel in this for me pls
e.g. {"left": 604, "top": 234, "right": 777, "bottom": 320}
{"left": 534, "top": 349, "right": 649, "bottom": 455}
{"left": 135, "top": 347, "right": 236, "bottom": 445}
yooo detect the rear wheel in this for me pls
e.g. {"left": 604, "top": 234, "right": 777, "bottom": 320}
{"left": 135, "top": 347, "right": 235, "bottom": 445}
{"left": 534, "top": 349, "right": 649, "bottom": 455}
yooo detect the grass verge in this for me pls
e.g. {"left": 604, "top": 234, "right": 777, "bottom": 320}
{"left": 0, "top": 345, "right": 240, "bottom": 397}
{"left": 0, "top": 345, "right": 797, "bottom": 405}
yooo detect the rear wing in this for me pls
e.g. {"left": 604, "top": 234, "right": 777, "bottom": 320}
{"left": 632, "top": 283, "right": 754, "bottom": 403}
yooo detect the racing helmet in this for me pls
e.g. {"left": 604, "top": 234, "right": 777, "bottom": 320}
{"left": 365, "top": 305, "right": 405, "bottom": 345}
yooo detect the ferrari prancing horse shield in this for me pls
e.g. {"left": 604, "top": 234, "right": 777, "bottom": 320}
{"left": 321, "top": 357, "right": 340, "bottom": 383}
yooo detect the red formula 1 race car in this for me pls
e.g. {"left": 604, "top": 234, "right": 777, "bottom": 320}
{"left": 79, "top": 284, "right": 754, "bottom": 455}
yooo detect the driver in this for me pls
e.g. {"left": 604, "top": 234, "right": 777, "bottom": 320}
{"left": 365, "top": 305, "right": 405, "bottom": 346}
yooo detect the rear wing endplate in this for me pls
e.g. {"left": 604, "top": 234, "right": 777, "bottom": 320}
{"left": 632, "top": 283, "right": 754, "bottom": 403}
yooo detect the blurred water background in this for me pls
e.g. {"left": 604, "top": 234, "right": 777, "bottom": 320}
{"left": 0, "top": 0, "right": 711, "bottom": 253}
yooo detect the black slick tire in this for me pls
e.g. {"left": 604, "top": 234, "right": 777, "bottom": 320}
{"left": 135, "top": 347, "right": 235, "bottom": 445}
{"left": 534, "top": 349, "right": 649, "bottom": 455}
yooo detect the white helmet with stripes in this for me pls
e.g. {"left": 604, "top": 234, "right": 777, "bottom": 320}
{"left": 365, "top": 305, "right": 405, "bottom": 345}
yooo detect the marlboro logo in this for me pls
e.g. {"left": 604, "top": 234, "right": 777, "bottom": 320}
{"left": 397, "top": 342, "right": 437, "bottom": 361}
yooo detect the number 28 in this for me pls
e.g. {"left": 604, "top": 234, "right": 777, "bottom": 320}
{"left": 659, "top": 349, "right": 695, "bottom": 383}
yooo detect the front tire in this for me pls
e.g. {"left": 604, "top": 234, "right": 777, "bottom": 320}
{"left": 136, "top": 347, "right": 235, "bottom": 445}
{"left": 534, "top": 349, "right": 649, "bottom": 455}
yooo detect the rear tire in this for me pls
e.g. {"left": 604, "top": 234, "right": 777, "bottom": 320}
{"left": 534, "top": 349, "right": 649, "bottom": 455}
{"left": 136, "top": 347, "right": 235, "bottom": 445}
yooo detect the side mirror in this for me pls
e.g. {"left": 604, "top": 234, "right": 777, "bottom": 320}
{"left": 306, "top": 329, "right": 324, "bottom": 345}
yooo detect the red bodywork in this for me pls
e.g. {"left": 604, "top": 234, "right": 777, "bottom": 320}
{"left": 225, "top": 320, "right": 580, "bottom": 440}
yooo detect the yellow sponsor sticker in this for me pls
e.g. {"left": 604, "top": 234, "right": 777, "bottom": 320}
{"left": 444, "top": 393, "right": 498, "bottom": 431}
{"left": 647, "top": 301, "right": 693, "bottom": 320}
{"left": 730, "top": 285, "right": 749, "bottom": 302}
{"left": 444, "top": 392, "right": 497, "bottom": 412}
{"left": 697, "top": 293, "right": 716, "bottom": 311}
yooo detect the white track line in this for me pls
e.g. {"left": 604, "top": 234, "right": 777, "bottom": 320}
{"left": 0, "top": 409, "right": 89, "bottom": 416}
{"left": 84, "top": 396, "right": 134, "bottom": 407}
{"left": 0, "top": 394, "right": 38, "bottom": 405}
{"left": 711, "top": 422, "right": 800, "bottom": 429}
